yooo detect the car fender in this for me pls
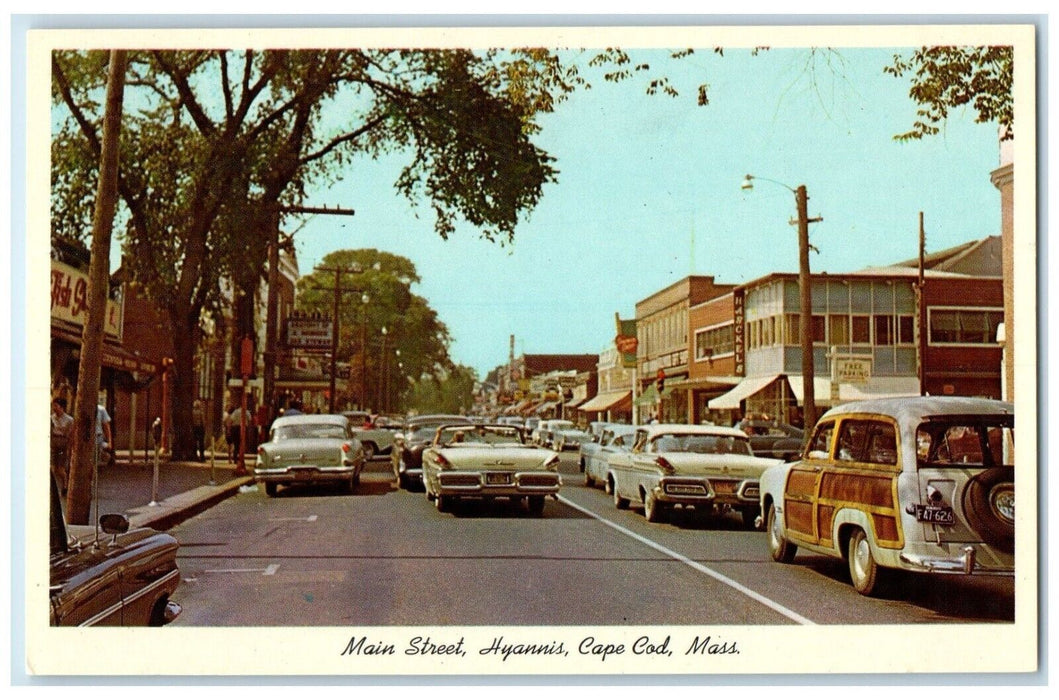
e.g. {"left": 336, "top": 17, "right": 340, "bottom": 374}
{"left": 829, "top": 506, "right": 901, "bottom": 568}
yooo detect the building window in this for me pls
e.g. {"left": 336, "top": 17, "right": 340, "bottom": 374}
{"left": 898, "top": 315, "right": 915, "bottom": 344}
{"left": 851, "top": 315, "right": 871, "bottom": 344}
{"left": 695, "top": 324, "right": 734, "bottom": 360}
{"left": 874, "top": 315, "right": 894, "bottom": 346}
{"left": 929, "top": 308, "right": 1003, "bottom": 345}
{"left": 829, "top": 315, "right": 850, "bottom": 345}
{"left": 812, "top": 315, "right": 826, "bottom": 344}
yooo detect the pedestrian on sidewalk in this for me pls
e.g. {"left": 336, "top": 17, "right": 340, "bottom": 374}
{"left": 50, "top": 397, "right": 74, "bottom": 493}
{"left": 192, "top": 399, "right": 207, "bottom": 461}
{"left": 224, "top": 404, "right": 240, "bottom": 463}
{"left": 96, "top": 403, "right": 113, "bottom": 468}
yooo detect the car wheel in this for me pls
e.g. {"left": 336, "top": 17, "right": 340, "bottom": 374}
{"left": 605, "top": 475, "right": 614, "bottom": 495}
{"left": 741, "top": 506, "right": 761, "bottom": 530}
{"left": 579, "top": 457, "right": 585, "bottom": 472}
{"left": 265, "top": 482, "right": 278, "bottom": 497}
{"left": 613, "top": 486, "right": 630, "bottom": 510}
{"left": 584, "top": 472, "right": 595, "bottom": 488}
{"left": 435, "top": 493, "right": 451, "bottom": 512}
{"left": 848, "top": 528, "right": 881, "bottom": 596}
{"left": 644, "top": 490, "right": 666, "bottom": 523}
{"left": 527, "top": 496, "right": 546, "bottom": 516}
{"left": 362, "top": 442, "right": 376, "bottom": 461}
{"left": 767, "top": 502, "right": 797, "bottom": 563}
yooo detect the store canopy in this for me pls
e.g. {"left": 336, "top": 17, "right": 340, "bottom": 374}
{"left": 708, "top": 374, "right": 781, "bottom": 410}
{"left": 578, "top": 390, "right": 632, "bottom": 413}
{"left": 535, "top": 401, "right": 558, "bottom": 414}
{"left": 787, "top": 375, "right": 921, "bottom": 406}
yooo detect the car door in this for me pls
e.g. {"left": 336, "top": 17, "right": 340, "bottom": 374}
{"left": 814, "top": 417, "right": 902, "bottom": 550}
{"left": 608, "top": 429, "right": 647, "bottom": 499}
{"left": 783, "top": 419, "right": 834, "bottom": 545}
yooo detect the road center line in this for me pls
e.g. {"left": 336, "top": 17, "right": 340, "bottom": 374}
{"left": 557, "top": 495, "right": 815, "bottom": 626}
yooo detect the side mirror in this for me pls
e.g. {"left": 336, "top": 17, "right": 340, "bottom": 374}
{"left": 99, "top": 513, "right": 130, "bottom": 535}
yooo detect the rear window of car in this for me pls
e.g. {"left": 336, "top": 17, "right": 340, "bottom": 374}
{"left": 273, "top": 423, "right": 347, "bottom": 441}
{"left": 916, "top": 418, "right": 1013, "bottom": 469}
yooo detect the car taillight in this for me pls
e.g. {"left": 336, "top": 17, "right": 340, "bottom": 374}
{"left": 435, "top": 452, "right": 452, "bottom": 469}
{"left": 342, "top": 443, "right": 352, "bottom": 453}
{"left": 655, "top": 456, "right": 675, "bottom": 474}
{"left": 257, "top": 446, "right": 266, "bottom": 456}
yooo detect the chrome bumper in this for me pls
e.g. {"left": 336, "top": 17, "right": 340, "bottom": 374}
{"left": 436, "top": 471, "right": 561, "bottom": 496}
{"left": 654, "top": 478, "right": 760, "bottom": 505}
{"left": 899, "top": 546, "right": 1015, "bottom": 576}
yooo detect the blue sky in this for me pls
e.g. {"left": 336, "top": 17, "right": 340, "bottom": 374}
{"left": 289, "top": 46, "right": 1004, "bottom": 379}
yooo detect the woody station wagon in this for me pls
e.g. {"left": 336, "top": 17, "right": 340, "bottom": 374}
{"left": 758, "top": 396, "right": 1014, "bottom": 596}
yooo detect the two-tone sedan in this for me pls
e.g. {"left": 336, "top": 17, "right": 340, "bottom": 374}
{"left": 421, "top": 424, "right": 562, "bottom": 515}
{"left": 583, "top": 425, "right": 636, "bottom": 490}
{"left": 606, "top": 424, "right": 781, "bottom": 527}
{"left": 254, "top": 414, "right": 365, "bottom": 497}
{"left": 391, "top": 414, "right": 474, "bottom": 490}
{"left": 759, "top": 396, "right": 1015, "bottom": 596}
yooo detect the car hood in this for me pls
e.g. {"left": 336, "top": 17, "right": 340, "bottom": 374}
{"left": 52, "top": 526, "right": 180, "bottom": 594}
{"left": 649, "top": 452, "right": 782, "bottom": 478}
{"left": 430, "top": 445, "right": 557, "bottom": 471}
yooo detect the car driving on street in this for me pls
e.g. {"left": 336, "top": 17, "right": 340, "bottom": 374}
{"left": 421, "top": 423, "right": 562, "bottom": 515}
{"left": 253, "top": 413, "right": 366, "bottom": 496}
{"left": 391, "top": 414, "right": 474, "bottom": 490}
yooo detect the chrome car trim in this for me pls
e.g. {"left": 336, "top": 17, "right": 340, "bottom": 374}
{"left": 898, "top": 547, "right": 1013, "bottom": 575}
{"left": 122, "top": 568, "right": 181, "bottom": 609}
{"left": 79, "top": 600, "right": 125, "bottom": 627}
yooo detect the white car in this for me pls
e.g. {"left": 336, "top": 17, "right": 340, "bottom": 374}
{"left": 582, "top": 426, "right": 636, "bottom": 489}
{"left": 421, "top": 424, "right": 562, "bottom": 515}
{"left": 606, "top": 424, "right": 780, "bottom": 526}
{"left": 759, "top": 396, "right": 1014, "bottom": 596}
{"left": 554, "top": 427, "right": 591, "bottom": 452}
{"left": 254, "top": 414, "right": 365, "bottom": 497}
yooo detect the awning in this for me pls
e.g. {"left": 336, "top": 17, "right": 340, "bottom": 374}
{"left": 565, "top": 397, "right": 586, "bottom": 409}
{"left": 535, "top": 401, "right": 558, "bottom": 414}
{"left": 787, "top": 375, "right": 921, "bottom": 406}
{"left": 665, "top": 375, "right": 741, "bottom": 390}
{"left": 578, "top": 390, "right": 632, "bottom": 413}
{"left": 53, "top": 326, "right": 158, "bottom": 375}
{"left": 708, "top": 374, "right": 781, "bottom": 410}
{"left": 520, "top": 400, "right": 544, "bottom": 416}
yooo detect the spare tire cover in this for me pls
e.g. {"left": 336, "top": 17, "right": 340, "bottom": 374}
{"left": 961, "top": 466, "right": 1014, "bottom": 554}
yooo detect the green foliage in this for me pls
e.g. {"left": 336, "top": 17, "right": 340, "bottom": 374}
{"left": 885, "top": 46, "right": 1013, "bottom": 141}
{"left": 405, "top": 364, "right": 478, "bottom": 415}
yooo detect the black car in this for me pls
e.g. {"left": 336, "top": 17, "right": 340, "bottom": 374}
{"left": 50, "top": 476, "right": 182, "bottom": 626}
{"left": 736, "top": 420, "right": 805, "bottom": 461}
{"left": 391, "top": 414, "right": 473, "bottom": 490}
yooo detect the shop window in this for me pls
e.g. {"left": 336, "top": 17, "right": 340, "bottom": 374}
{"left": 812, "top": 315, "right": 826, "bottom": 344}
{"left": 929, "top": 309, "right": 1003, "bottom": 345}
{"left": 874, "top": 315, "right": 894, "bottom": 346}
{"left": 898, "top": 315, "right": 915, "bottom": 344}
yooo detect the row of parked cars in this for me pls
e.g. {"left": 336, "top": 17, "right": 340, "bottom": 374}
{"left": 576, "top": 396, "right": 1016, "bottom": 597}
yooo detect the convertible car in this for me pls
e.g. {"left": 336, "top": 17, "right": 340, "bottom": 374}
{"left": 606, "top": 424, "right": 782, "bottom": 527}
{"left": 254, "top": 413, "right": 365, "bottom": 496}
{"left": 421, "top": 424, "right": 562, "bottom": 515}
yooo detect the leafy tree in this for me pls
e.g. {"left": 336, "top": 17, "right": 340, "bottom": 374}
{"left": 294, "top": 249, "right": 450, "bottom": 413}
{"left": 52, "top": 48, "right": 577, "bottom": 462}
{"left": 405, "top": 364, "right": 478, "bottom": 416}
{"left": 885, "top": 46, "right": 1013, "bottom": 141}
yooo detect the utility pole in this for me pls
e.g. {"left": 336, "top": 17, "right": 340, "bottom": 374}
{"left": 263, "top": 205, "right": 354, "bottom": 422}
{"left": 314, "top": 264, "right": 368, "bottom": 414}
{"left": 793, "top": 185, "right": 823, "bottom": 431}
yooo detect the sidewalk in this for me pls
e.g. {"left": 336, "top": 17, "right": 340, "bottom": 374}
{"left": 93, "top": 450, "right": 255, "bottom": 531}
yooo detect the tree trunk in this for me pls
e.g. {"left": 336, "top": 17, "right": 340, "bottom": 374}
{"left": 168, "top": 314, "right": 201, "bottom": 460}
{"left": 67, "top": 51, "right": 127, "bottom": 524}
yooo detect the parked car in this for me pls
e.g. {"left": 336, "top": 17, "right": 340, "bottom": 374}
{"left": 758, "top": 396, "right": 1015, "bottom": 596}
{"left": 254, "top": 413, "right": 366, "bottom": 497}
{"left": 583, "top": 425, "right": 637, "bottom": 489}
{"left": 554, "top": 426, "right": 591, "bottom": 452}
{"left": 50, "top": 476, "right": 182, "bottom": 626}
{"left": 736, "top": 419, "right": 805, "bottom": 461}
{"left": 535, "top": 419, "right": 576, "bottom": 449}
{"left": 421, "top": 423, "right": 562, "bottom": 515}
{"left": 391, "top": 414, "right": 474, "bottom": 490}
{"left": 606, "top": 424, "right": 781, "bottom": 527}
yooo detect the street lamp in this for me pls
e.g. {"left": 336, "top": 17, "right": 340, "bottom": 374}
{"left": 741, "top": 174, "right": 822, "bottom": 431}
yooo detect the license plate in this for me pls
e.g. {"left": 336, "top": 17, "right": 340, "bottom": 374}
{"left": 916, "top": 505, "right": 956, "bottom": 525}
{"left": 486, "top": 472, "right": 512, "bottom": 485}
{"left": 711, "top": 481, "right": 736, "bottom": 494}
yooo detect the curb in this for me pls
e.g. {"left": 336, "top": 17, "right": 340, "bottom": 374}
{"left": 126, "top": 475, "right": 255, "bottom": 531}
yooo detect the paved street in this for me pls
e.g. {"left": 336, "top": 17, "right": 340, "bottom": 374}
{"left": 167, "top": 453, "right": 1014, "bottom": 627}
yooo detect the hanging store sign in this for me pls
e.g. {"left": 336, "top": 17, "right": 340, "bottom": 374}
{"left": 286, "top": 317, "right": 333, "bottom": 350}
{"left": 732, "top": 290, "right": 745, "bottom": 376}
{"left": 51, "top": 260, "right": 122, "bottom": 339}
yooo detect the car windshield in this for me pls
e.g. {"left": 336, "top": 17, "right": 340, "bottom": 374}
{"left": 409, "top": 422, "right": 462, "bottom": 439}
{"left": 436, "top": 425, "right": 524, "bottom": 446}
{"left": 916, "top": 417, "right": 1014, "bottom": 468}
{"left": 273, "top": 423, "right": 347, "bottom": 441}
{"left": 649, "top": 433, "right": 753, "bottom": 456}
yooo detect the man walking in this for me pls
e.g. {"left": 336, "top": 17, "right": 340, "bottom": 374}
{"left": 192, "top": 399, "right": 207, "bottom": 461}
{"left": 50, "top": 397, "right": 74, "bottom": 493}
